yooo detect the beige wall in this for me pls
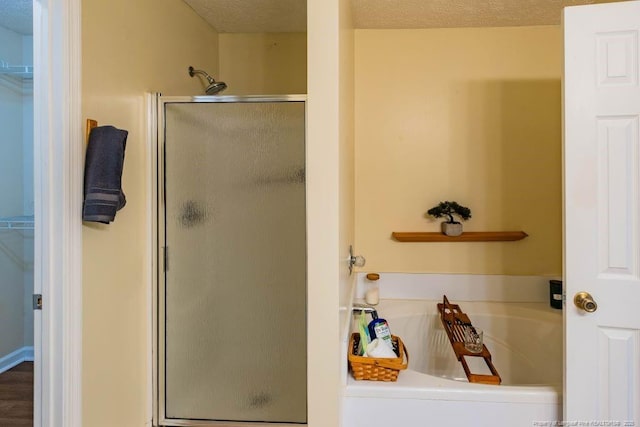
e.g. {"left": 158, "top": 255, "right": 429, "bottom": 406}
{"left": 218, "top": 32, "right": 306, "bottom": 95}
{"left": 307, "top": 0, "right": 355, "bottom": 425}
{"left": 355, "top": 26, "right": 563, "bottom": 275}
{"left": 81, "top": 0, "right": 218, "bottom": 425}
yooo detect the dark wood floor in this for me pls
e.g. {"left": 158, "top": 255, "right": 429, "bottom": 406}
{"left": 0, "top": 362, "right": 33, "bottom": 426}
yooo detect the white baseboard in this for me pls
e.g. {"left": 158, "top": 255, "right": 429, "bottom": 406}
{"left": 0, "top": 346, "right": 34, "bottom": 374}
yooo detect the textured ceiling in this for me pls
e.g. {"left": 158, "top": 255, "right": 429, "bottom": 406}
{"left": 0, "top": 0, "right": 626, "bottom": 36}
{"left": 184, "top": 0, "right": 306, "bottom": 33}
{"left": 0, "top": 0, "right": 32, "bottom": 35}
{"left": 351, "top": 0, "right": 623, "bottom": 28}
{"left": 184, "top": 0, "right": 625, "bottom": 33}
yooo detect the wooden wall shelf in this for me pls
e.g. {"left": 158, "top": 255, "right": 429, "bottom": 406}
{"left": 391, "top": 231, "right": 528, "bottom": 242}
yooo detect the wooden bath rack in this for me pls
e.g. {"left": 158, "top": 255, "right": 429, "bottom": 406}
{"left": 437, "top": 295, "right": 502, "bottom": 385}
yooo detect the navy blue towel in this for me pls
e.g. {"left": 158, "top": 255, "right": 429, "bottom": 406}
{"left": 82, "top": 125, "right": 128, "bottom": 223}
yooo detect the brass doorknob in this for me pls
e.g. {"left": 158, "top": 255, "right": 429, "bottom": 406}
{"left": 574, "top": 292, "right": 597, "bottom": 313}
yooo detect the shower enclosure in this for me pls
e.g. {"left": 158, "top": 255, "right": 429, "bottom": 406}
{"left": 154, "top": 95, "right": 307, "bottom": 426}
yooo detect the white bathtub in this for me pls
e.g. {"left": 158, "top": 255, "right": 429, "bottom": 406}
{"left": 343, "top": 299, "right": 563, "bottom": 427}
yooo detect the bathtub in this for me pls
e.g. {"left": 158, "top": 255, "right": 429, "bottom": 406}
{"left": 343, "top": 299, "right": 562, "bottom": 427}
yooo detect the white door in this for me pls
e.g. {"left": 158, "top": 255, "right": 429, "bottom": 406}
{"left": 564, "top": 1, "right": 640, "bottom": 424}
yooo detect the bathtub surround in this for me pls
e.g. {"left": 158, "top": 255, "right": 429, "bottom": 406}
{"left": 354, "top": 272, "right": 558, "bottom": 303}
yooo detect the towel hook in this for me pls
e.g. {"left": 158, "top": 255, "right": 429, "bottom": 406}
{"left": 86, "top": 119, "right": 98, "bottom": 144}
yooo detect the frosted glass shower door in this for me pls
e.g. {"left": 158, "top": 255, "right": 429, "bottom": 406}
{"left": 161, "top": 99, "right": 306, "bottom": 424}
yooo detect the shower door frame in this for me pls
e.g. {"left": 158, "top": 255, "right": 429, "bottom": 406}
{"left": 152, "top": 94, "right": 308, "bottom": 427}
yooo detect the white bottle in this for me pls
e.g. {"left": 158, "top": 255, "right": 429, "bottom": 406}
{"left": 365, "top": 272, "right": 380, "bottom": 305}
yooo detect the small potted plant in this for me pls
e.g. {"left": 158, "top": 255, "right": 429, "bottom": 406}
{"left": 427, "top": 201, "right": 472, "bottom": 236}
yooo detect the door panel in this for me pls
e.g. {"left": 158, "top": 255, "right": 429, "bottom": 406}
{"left": 597, "top": 328, "right": 640, "bottom": 420}
{"left": 564, "top": 2, "right": 640, "bottom": 423}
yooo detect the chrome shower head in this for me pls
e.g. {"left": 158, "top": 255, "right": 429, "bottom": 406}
{"left": 188, "top": 66, "right": 227, "bottom": 95}
{"left": 204, "top": 80, "right": 227, "bottom": 95}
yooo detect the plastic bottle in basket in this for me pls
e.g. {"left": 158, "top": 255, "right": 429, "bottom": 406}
{"left": 367, "top": 311, "right": 393, "bottom": 350}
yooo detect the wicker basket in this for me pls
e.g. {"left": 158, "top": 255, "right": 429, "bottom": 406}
{"left": 348, "top": 332, "right": 409, "bottom": 381}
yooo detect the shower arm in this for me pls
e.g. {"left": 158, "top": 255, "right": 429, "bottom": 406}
{"left": 188, "top": 66, "right": 216, "bottom": 85}
{"left": 188, "top": 65, "right": 227, "bottom": 95}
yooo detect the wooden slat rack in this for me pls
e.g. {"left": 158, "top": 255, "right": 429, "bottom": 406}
{"left": 437, "top": 295, "right": 501, "bottom": 385}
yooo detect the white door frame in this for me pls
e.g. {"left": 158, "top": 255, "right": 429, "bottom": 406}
{"left": 33, "top": 0, "right": 83, "bottom": 426}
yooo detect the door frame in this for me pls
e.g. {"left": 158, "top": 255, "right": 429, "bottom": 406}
{"left": 33, "top": 0, "right": 83, "bottom": 425}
